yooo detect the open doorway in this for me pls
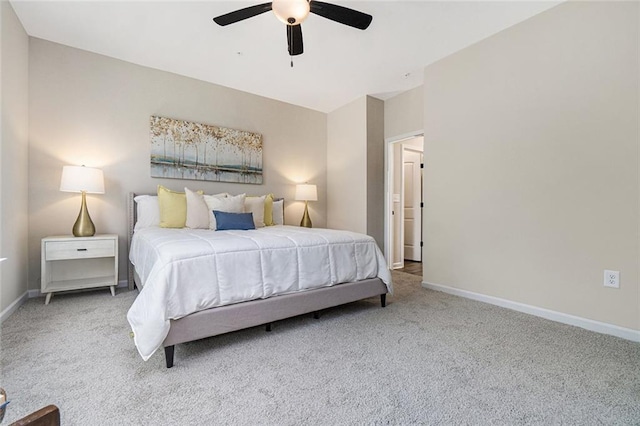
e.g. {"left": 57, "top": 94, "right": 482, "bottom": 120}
{"left": 384, "top": 134, "right": 424, "bottom": 275}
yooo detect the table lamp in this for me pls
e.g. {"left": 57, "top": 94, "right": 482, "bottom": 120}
{"left": 60, "top": 165, "right": 105, "bottom": 237}
{"left": 295, "top": 184, "right": 317, "bottom": 228}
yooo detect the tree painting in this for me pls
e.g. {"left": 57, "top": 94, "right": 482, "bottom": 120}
{"left": 150, "top": 116, "right": 263, "bottom": 184}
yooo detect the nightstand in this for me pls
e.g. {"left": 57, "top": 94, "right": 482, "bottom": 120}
{"left": 41, "top": 234, "right": 118, "bottom": 304}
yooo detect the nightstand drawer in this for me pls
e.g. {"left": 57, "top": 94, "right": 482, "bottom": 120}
{"left": 45, "top": 239, "right": 115, "bottom": 261}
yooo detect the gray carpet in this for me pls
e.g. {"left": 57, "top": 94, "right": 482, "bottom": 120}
{"left": 1, "top": 271, "right": 639, "bottom": 425}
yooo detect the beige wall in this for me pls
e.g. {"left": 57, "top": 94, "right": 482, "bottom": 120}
{"left": 1, "top": 1, "right": 29, "bottom": 313}
{"left": 366, "top": 97, "right": 385, "bottom": 248}
{"left": 28, "top": 38, "right": 327, "bottom": 289}
{"left": 384, "top": 86, "right": 424, "bottom": 266}
{"left": 384, "top": 85, "right": 423, "bottom": 140}
{"left": 423, "top": 1, "right": 639, "bottom": 330}
{"left": 327, "top": 96, "right": 367, "bottom": 234}
{"left": 327, "top": 96, "right": 385, "bottom": 248}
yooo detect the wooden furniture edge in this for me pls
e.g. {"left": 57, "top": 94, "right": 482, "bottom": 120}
{"left": 11, "top": 404, "right": 60, "bottom": 426}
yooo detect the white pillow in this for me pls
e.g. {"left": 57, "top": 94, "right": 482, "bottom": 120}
{"left": 134, "top": 195, "right": 160, "bottom": 230}
{"left": 244, "top": 195, "right": 266, "bottom": 228}
{"left": 185, "top": 188, "right": 227, "bottom": 229}
{"left": 272, "top": 199, "right": 284, "bottom": 226}
{"left": 204, "top": 193, "right": 246, "bottom": 230}
{"left": 184, "top": 188, "right": 208, "bottom": 229}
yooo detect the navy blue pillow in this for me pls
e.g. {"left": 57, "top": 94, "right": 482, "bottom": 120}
{"left": 213, "top": 211, "right": 255, "bottom": 231}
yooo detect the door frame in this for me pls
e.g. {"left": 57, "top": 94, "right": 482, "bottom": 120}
{"left": 384, "top": 130, "right": 424, "bottom": 269}
{"left": 402, "top": 147, "right": 423, "bottom": 262}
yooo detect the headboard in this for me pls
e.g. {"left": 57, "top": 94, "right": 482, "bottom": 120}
{"left": 127, "top": 192, "right": 284, "bottom": 290}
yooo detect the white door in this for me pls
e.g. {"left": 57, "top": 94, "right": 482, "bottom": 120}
{"left": 403, "top": 149, "right": 422, "bottom": 261}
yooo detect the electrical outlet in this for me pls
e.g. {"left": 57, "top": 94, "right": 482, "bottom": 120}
{"left": 604, "top": 270, "right": 620, "bottom": 288}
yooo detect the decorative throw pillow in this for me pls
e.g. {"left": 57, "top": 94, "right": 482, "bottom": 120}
{"left": 213, "top": 211, "right": 256, "bottom": 231}
{"left": 272, "top": 199, "right": 284, "bottom": 225}
{"left": 263, "top": 194, "right": 275, "bottom": 226}
{"left": 245, "top": 195, "right": 266, "bottom": 228}
{"left": 157, "top": 185, "right": 189, "bottom": 228}
{"left": 204, "top": 193, "right": 246, "bottom": 230}
{"left": 134, "top": 195, "right": 160, "bottom": 230}
{"left": 185, "top": 188, "right": 226, "bottom": 229}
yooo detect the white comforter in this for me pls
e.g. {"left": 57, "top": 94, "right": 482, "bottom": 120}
{"left": 127, "top": 226, "right": 392, "bottom": 360}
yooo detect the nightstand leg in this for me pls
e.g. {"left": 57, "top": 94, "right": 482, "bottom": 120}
{"left": 110, "top": 286, "right": 116, "bottom": 296}
{"left": 45, "top": 293, "right": 52, "bottom": 305}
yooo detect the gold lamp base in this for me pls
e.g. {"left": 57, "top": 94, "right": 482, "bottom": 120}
{"left": 300, "top": 201, "right": 312, "bottom": 228}
{"left": 72, "top": 191, "right": 96, "bottom": 237}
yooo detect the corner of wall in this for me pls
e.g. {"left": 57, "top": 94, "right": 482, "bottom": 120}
{"left": 366, "top": 97, "right": 385, "bottom": 249}
{"left": 1, "top": 0, "right": 30, "bottom": 313}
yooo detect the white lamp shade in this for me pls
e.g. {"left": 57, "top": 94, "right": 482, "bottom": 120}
{"left": 60, "top": 165, "right": 105, "bottom": 194}
{"left": 295, "top": 184, "right": 317, "bottom": 201}
{"left": 272, "top": 0, "right": 310, "bottom": 25}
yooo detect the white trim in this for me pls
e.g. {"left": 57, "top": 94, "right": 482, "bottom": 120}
{"left": 383, "top": 139, "right": 395, "bottom": 266}
{"left": 384, "top": 130, "right": 424, "bottom": 268}
{"left": 423, "top": 281, "right": 640, "bottom": 343}
{"left": 386, "top": 130, "right": 424, "bottom": 144}
{"left": 0, "top": 291, "right": 28, "bottom": 323}
{"left": 402, "top": 146, "right": 423, "bottom": 262}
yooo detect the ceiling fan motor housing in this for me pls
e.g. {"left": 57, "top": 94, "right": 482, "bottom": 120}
{"left": 213, "top": 0, "right": 372, "bottom": 58}
{"left": 272, "top": 0, "right": 311, "bottom": 25}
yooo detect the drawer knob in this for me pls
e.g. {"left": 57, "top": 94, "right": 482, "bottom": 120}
{"left": 77, "top": 248, "right": 88, "bottom": 251}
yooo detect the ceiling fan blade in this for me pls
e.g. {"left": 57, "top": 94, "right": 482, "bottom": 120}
{"left": 287, "top": 24, "right": 304, "bottom": 56}
{"left": 309, "top": 1, "right": 372, "bottom": 30}
{"left": 213, "top": 2, "right": 272, "bottom": 26}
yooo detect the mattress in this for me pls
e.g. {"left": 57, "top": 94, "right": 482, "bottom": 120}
{"left": 127, "top": 225, "right": 392, "bottom": 360}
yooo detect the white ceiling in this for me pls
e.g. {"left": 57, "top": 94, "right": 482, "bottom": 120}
{"left": 10, "top": 0, "right": 560, "bottom": 113}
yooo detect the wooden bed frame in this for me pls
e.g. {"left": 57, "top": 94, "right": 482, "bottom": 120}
{"left": 127, "top": 193, "right": 388, "bottom": 368}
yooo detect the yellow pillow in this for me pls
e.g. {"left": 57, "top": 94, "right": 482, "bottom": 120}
{"left": 158, "top": 185, "right": 202, "bottom": 228}
{"left": 263, "top": 194, "right": 275, "bottom": 226}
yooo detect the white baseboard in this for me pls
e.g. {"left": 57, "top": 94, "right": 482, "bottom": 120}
{"left": 422, "top": 281, "right": 640, "bottom": 343}
{"left": 0, "top": 291, "right": 29, "bottom": 323}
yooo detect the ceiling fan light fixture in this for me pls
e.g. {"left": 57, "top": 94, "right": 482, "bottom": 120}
{"left": 272, "top": 0, "right": 310, "bottom": 25}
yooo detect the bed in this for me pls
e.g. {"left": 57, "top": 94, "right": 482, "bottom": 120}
{"left": 127, "top": 192, "right": 392, "bottom": 368}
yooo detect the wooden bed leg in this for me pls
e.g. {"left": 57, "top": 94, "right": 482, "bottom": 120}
{"left": 313, "top": 311, "right": 320, "bottom": 319}
{"left": 164, "top": 345, "right": 175, "bottom": 368}
{"left": 381, "top": 294, "right": 386, "bottom": 308}
{"left": 266, "top": 323, "right": 272, "bottom": 332}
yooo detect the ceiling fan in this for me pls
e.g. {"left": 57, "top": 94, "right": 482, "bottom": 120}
{"left": 213, "top": 0, "right": 373, "bottom": 57}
